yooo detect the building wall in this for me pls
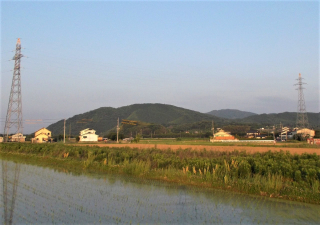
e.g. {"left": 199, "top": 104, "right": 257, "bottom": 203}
{"left": 214, "top": 136, "right": 235, "bottom": 140}
{"left": 307, "top": 138, "right": 320, "bottom": 145}
{"left": 11, "top": 137, "right": 26, "bottom": 142}
{"left": 79, "top": 133, "right": 98, "bottom": 142}
{"left": 34, "top": 134, "right": 50, "bottom": 143}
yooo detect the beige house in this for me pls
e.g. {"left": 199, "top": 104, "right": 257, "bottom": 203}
{"left": 11, "top": 133, "right": 26, "bottom": 142}
{"left": 32, "top": 128, "right": 52, "bottom": 143}
{"left": 79, "top": 128, "right": 98, "bottom": 142}
{"left": 296, "top": 128, "right": 315, "bottom": 138}
{"left": 210, "top": 129, "right": 237, "bottom": 142}
{"left": 0, "top": 137, "right": 3, "bottom": 143}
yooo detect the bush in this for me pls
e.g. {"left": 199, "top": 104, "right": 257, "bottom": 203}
{"left": 132, "top": 134, "right": 141, "bottom": 143}
{"left": 294, "top": 170, "right": 302, "bottom": 182}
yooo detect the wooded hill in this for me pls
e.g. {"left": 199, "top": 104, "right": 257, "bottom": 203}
{"left": 207, "top": 109, "right": 257, "bottom": 119}
{"left": 238, "top": 112, "right": 320, "bottom": 128}
{"left": 46, "top": 103, "right": 320, "bottom": 136}
{"left": 47, "top": 104, "right": 226, "bottom": 136}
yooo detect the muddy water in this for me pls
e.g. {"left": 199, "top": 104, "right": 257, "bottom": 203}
{"left": 1, "top": 159, "right": 319, "bottom": 224}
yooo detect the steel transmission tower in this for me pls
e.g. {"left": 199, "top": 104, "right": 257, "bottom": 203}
{"left": 3, "top": 38, "right": 24, "bottom": 142}
{"left": 295, "top": 73, "right": 308, "bottom": 129}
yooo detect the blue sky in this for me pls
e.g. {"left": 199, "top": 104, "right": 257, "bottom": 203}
{"left": 1, "top": 0, "right": 319, "bottom": 133}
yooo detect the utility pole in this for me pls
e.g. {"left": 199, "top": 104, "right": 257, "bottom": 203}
{"left": 273, "top": 125, "right": 275, "bottom": 140}
{"left": 211, "top": 121, "right": 214, "bottom": 138}
{"left": 280, "top": 122, "right": 282, "bottom": 141}
{"left": 64, "top": 119, "right": 66, "bottom": 143}
{"left": 69, "top": 124, "right": 71, "bottom": 140}
{"left": 116, "top": 118, "right": 120, "bottom": 143}
{"left": 4, "top": 38, "right": 24, "bottom": 142}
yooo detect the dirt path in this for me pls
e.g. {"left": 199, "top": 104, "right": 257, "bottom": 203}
{"left": 78, "top": 143, "right": 320, "bottom": 155}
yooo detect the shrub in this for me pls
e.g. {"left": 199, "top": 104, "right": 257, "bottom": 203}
{"left": 294, "top": 170, "right": 302, "bottom": 182}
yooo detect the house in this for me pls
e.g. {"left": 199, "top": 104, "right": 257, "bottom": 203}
{"left": 210, "top": 129, "right": 237, "bottom": 142}
{"left": 11, "top": 133, "right": 26, "bottom": 142}
{"left": 32, "top": 128, "right": 52, "bottom": 143}
{"left": 79, "top": 128, "right": 98, "bottom": 142}
{"left": 286, "top": 132, "right": 295, "bottom": 140}
{"left": 246, "top": 130, "right": 260, "bottom": 138}
{"left": 0, "top": 137, "right": 3, "bottom": 143}
{"left": 296, "top": 128, "right": 315, "bottom": 138}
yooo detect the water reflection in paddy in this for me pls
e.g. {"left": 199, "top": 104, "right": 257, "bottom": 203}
{"left": 1, "top": 159, "right": 319, "bottom": 224}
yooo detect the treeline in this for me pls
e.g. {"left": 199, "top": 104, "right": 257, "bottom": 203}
{"left": 1, "top": 143, "right": 319, "bottom": 203}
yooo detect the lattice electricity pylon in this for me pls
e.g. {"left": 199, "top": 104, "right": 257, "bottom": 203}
{"left": 294, "top": 73, "right": 309, "bottom": 129}
{"left": 3, "top": 38, "right": 24, "bottom": 142}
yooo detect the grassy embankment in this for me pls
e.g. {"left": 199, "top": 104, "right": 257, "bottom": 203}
{"left": 1, "top": 143, "right": 320, "bottom": 204}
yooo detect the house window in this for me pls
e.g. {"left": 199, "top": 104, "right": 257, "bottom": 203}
{"left": 83, "top": 136, "right": 87, "bottom": 138}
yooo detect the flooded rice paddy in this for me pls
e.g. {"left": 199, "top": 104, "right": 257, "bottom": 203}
{"left": 1, "top": 158, "right": 320, "bottom": 224}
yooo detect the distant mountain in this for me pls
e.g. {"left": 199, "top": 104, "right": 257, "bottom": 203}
{"left": 46, "top": 104, "right": 319, "bottom": 136}
{"left": 47, "top": 103, "right": 225, "bottom": 136}
{"left": 207, "top": 109, "right": 257, "bottom": 119}
{"left": 239, "top": 112, "right": 320, "bottom": 127}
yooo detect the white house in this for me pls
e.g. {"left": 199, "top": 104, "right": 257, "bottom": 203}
{"left": 79, "top": 128, "right": 98, "bottom": 142}
{"left": 11, "top": 133, "right": 26, "bottom": 142}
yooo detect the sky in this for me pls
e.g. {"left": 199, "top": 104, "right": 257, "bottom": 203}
{"left": 1, "top": 0, "right": 319, "bottom": 134}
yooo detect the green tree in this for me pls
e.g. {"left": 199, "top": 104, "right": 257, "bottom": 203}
{"left": 132, "top": 134, "right": 141, "bottom": 143}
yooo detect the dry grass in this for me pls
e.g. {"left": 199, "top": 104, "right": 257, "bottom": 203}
{"left": 74, "top": 143, "right": 320, "bottom": 155}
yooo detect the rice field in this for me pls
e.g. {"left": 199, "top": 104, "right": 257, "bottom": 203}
{"left": 1, "top": 159, "right": 319, "bottom": 224}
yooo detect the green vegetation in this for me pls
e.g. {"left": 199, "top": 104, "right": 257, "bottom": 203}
{"left": 1, "top": 143, "right": 320, "bottom": 204}
{"left": 207, "top": 109, "right": 257, "bottom": 119}
{"left": 106, "top": 132, "right": 124, "bottom": 141}
{"left": 240, "top": 112, "right": 320, "bottom": 127}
